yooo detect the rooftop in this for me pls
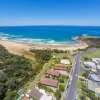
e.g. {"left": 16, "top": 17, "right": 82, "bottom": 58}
{"left": 46, "top": 69, "right": 60, "bottom": 77}
{"left": 84, "top": 61, "right": 96, "bottom": 68}
{"left": 95, "top": 88, "right": 100, "bottom": 97}
{"left": 92, "top": 58, "right": 100, "bottom": 65}
{"left": 40, "top": 78, "right": 59, "bottom": 88}
{"left": 40, "top": 94, "right": 53, "bottom": 100}
{"left": 22, "top": 96, "right": 30, "bottom": 100}
{"left": 92, "top": 58, "right": 100, "bottom": 61}
{"left": 54, "top": 64, "right": 66, "bottom": 71}
{"left": 29, "top": 87, "right": 43, "bottom": 99}
{"left": 89, "top": 73, "right": 100, "bottom": 82}
{"left": 61, "top": 59, "right": 70, "bottom": 65}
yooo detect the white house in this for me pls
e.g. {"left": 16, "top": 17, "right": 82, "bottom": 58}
{"left": 83, "top": 61, "right": 97, "bottom": 72}
{"left": 60, "top": 59, "right": 70, "bottom": 65}
{"left": 92, "top": 58, "right": 100, "bottom": 65}
{"left": 88, "top": 73, "right": 100, "bottom": 97}
{"left": 39, "top": 89, "right": 53, "bottom": 100}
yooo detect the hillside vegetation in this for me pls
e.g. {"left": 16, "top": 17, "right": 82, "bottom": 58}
{"left": 0, "top": 45, "right": 34, "bottom": 100}
{"left": 0, "top": 46, "right": 53, "bottom": 100}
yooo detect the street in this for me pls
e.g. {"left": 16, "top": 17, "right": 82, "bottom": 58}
{"left": 65, "top": 52, "right": 82, "bottom": 100}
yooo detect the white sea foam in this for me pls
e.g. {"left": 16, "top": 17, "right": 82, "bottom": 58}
{"left": 0, "top": 32, "right": 77, "bottom": 45}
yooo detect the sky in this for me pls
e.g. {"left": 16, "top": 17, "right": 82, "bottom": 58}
{"left": 0, "top": 0, "right": 100, "bottom": 26}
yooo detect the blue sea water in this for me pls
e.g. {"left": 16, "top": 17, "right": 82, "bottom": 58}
{"left": 0, "top": 26, "right": 100, "bottom": 44}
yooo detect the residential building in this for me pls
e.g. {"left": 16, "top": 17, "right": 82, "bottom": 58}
{"left": 21, "top": 87, "right": 53, "bottom": 100}
{"left": 60, "top": 59, "right": 70, "bottom": 65}
{"left": 88, "top": 73, "right": 100, "bottom": 97}
{"left": 54, "top": 64, "right": 66, "bottom": 71}
{"left": 46, "top": 69, "right": 60, "bottom": 78}
{"left": 54, "top": 64, "right": 67, "bottom": 75}
{"left": 92, "top": 58, "right": 100, "bottom": 65}
{"left": 22, "top": 95, "right": 30, "bottom": 100}
{"left": 83, "top": 61, "right": 97, "bottom": 72}
{"left": 29, "top": 87, "right": 43, "bottom": 100}
{"left": 40, "top": 78, "right": 59, "bottom": 88}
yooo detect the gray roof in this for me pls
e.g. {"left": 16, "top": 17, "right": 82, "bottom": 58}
{"left": 29, "top": 87, "right": 43, "bottom": 99}
{"left": 89, "top": 73, "right": 100, "bottom": 82}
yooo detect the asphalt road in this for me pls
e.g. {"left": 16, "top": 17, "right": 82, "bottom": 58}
{"left": 65, "top": 53, "right": 82, "bottom": 100}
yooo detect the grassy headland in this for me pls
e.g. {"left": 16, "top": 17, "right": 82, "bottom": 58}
{"left": 79, "top": 36, "right": 100, "bottom": 47}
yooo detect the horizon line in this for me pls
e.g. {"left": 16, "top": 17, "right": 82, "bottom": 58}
{"left": 0, "top": 25, "right": 100, "bottom": 27}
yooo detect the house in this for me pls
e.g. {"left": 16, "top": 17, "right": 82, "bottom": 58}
{"left": 60, "top": 59, "right": 70, "bottom": 65}
{"left": 46, "top": 69, "right": 60, "bottom": 78}
{"left": 92, "top": 58, "right": 100, "bottom": 65}
{"left": 83, "top": 61, "right": 97, "bottom": 72}
{"left": 54, "top": 64, "right": 67, "bottom": 75}
{"left": 55, "top": 69, "right": 67, "bottom": 76}
{"left": 89, "top": 73, "right": 100, "bottom": 82}
{"left": 40, "top": 95, "right": 53, "bottom": 100}
{"left": 40, "top": 78, "right": 59, "bottom": 88}
{"left": 21, "top": 88, "right": 53, "bottom": 100}
{"left": 88, "top": 73, "right": 100, "bottom": 97}
{"left": 54, "top": 64, "right": 66, "bottom": 71}
{"left": 39, "top": 89, "right": 53, "bottom": 100}
{"left": 22, "top": 95, "right": 30, "bottom": 100}
{"left": 95, "top": 88, "right": 100, "bottom": 97}
{"left": 29, "top": 87, "right": 43, "bottom": 100}
{"left": 97, "top": 65, "right": 100, "bottom": 70}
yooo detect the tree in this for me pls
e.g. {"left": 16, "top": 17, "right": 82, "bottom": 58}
{"left": 0, "top": 70, "right": 7, "bottom": 83}
{"left": 54, "top": 90, "right": 61, "bottom": 100}
{"left": 0, "top": 45, "right": 36, "bottom": 99}
{"left": 59, "top": 84, "right": 65, "bottom": 92}
{"left": 0, "top": 84, "right": 7, "bottom": 100}
{"left": 7, "top": 80, "right": 18, "bottom": 90}
{"left": 3, "top": 90, "right": 16, "bottom": 100}
{"left": 84, "top": 57, "right": 89, "bottom": 61}
{"left": 31, "top": 49, "right": 52, "bottom": 63}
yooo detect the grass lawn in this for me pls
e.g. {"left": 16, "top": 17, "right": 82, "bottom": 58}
{"left": 82, "top": 49, "right": 100, "bottom": 60}
{"left": 59, "top": 75, "right": 69, "bottom": 100}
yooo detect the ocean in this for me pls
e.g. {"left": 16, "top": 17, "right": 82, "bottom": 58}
{"left": 0, "top": 26, "right": 100, "bottom": 44}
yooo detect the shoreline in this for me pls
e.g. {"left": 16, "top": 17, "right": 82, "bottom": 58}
{"left": 0, "top": 38, "right": 88, "bottom": 55}
{"left": 0, "top": 35, "right": 79, "bottom": 45}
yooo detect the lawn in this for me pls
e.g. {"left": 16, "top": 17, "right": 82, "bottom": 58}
{"left": 82, "top": 49, "right": 100, "bottom": 60}
{"left": 59, "top": 75, "right": 69, "bottom": 92}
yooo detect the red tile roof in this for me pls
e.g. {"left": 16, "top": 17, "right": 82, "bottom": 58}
{"left": 22, "top": 96, "right": 30, "bottom": 100}
{"left": 54, "top": 64, "right": 66, "bottom": 71}
{"left": 46, "top": 69, "right": 60, "bottom": 77}
{"left": 40, "top": 78, "right": 59, "bottom": 88}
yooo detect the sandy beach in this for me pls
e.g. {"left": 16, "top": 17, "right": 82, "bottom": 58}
{"left": 0, "top": 39, "right": 88, "bottom": 55}
{"left": 0, "top": 39, "right": 31, "bottom": 55}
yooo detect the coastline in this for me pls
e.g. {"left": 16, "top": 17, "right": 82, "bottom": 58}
{"left": 0, "top": 38, "right": 88, "bottom": 55}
